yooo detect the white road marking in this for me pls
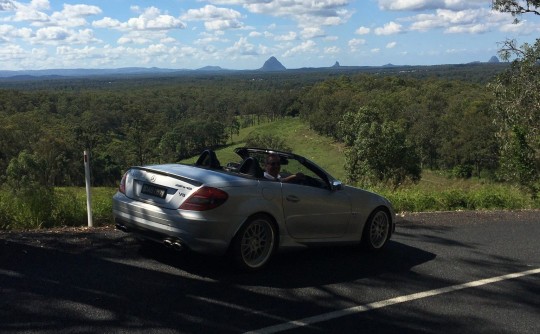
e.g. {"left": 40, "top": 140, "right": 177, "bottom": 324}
{"left": 245, "top": 268, "right": 540, "bottom": 334}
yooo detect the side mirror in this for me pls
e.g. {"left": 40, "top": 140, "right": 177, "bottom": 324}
{"left": 331, "top": 180, "right": 343, "bottom": 191}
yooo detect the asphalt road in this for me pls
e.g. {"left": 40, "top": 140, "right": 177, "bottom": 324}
{"left": 1, "top": 210, "right": 539, "bottom": 333}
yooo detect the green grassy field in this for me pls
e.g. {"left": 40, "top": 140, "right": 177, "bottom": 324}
{"left": 183, "top": 117, "right": 347, "bottom": 180}
{"left": 0, "top": 117, "right": 538, "bottom": 230}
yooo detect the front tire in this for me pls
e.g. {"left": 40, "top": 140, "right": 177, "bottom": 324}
{"left": 361, "top": 209, "right": 391, "bottom": 250}
{"left": 231, "top": 214, "right": 277, "bottom": 271}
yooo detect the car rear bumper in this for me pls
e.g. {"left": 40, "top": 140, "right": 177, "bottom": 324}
{"left": 112, "top": 192, "right": 235, "bottom": 255}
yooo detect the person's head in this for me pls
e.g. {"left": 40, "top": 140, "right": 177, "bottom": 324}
{"left": 265, "top": 153, "right": 281, "bottom": 177}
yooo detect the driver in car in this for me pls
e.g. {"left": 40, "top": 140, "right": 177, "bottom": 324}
{"left": 264, "top": 153, "right": 304, "bottom": 182}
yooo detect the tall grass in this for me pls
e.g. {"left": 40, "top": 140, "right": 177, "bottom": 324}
{"left": 376, "top": 172, "right": 539, "bottom": 212}
{"left": 0, "top": 187, "right": 116, "bottom": 230}
{"left": 0, "top": 181, "right": 537, "bottom": 231}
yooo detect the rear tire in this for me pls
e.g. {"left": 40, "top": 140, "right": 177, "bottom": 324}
{"left": 361, "top": 209, "right": 391, "bottom": 251}
{"left": 231, "top": 214, "right": 277, "bottom": 271}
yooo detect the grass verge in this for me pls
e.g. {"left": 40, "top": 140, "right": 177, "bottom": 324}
{"left": 0, "top": 187, "right": 116, "bottom": 230}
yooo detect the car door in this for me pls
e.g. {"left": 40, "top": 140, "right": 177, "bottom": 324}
{"left": 282, "top": 182, "right": 351, "bottom": 239}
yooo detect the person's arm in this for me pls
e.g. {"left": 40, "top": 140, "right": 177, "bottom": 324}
{"left": 282, "top": 172, "right": 305, "bottom": 183}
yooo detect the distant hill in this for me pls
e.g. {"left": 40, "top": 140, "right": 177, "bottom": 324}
{"left": 260, "top": 56, "right": 286, "bottom": 71}
{"left": 488, "top": 56, "right": 500, "bottom": 63}
{"left": 197, "top": 66, "right": 225, "bottom": 71}
{"left": 0, "top": 67, "right": 187, "bottom": 78}
{"left": 0, "top": 62, "right": 510, "bottom": 83}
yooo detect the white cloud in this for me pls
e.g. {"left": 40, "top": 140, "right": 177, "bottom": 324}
{"left": 274, "top": 31, "right": 297, "bottom": 41}
{"left": 225, "top": 36, "right": 259, "bottom": 56}
{"left": 283, "top": 40, "right": 317, "bottom": 57}
{"left": 29, "top": 0, "right": 49, "bottom": 10}
{"left": 6, "top": 0, "right": 48, "bottom": 23}
{"left": 324, "top": 46, "right": 340, "bottom": 54}
{"left": 408, "top": 8, "right": 501, "bottom": 34}
{"left": 0, "top": 1, "right": 16, "bottom": 11}
{"left": 224, "top": 0, "right": 352, "bottom": 39}
{"left": 194, "top": 34, "right": 222, "bottom": 45}
{"left": 377, "top": 0, "right": 486, "bottom": 11}
{"left": 44, "top": 4, "right": 101, "bottom": 28}
{"left": 0, "top": 43, "right": 26, "bottom": 60}
{"left": 355, "top": 26, "right": 370, "bottom": 35}
{"left": 348, "top": 38, "right": 365, "bottom": 52}
{"left": 386, "top": 41, "right": 397, "bottom": 48}
{"left": 33, "top": 26, "right": 100, "bottom": 45}
{"left": 446, "top": 24, "right": 489, "bottom": 34}
{"left": 92, "top": 17, "right": 121, "bottom": 29}
{"left": 374, "top": 21, "right": 403, "bottom": 35}
{"left": 57, "top": 45, "right": 97, "bottom": 59}
{"left": 183, "top": 5, "right": 242, "bottom": 31}
{"left": 118, "top": 35, "right": 151, "bottom": 45}
{"left": 301, "top": 27, "right": 325, "bottom": 39}
{"left": 116, "top": 29, "right": 173, "bottom": 45}
{"left": 0, "top": 24, "right": 32, "bottom": 41}
{"left": 3, "top": 1, "right": 100, "bottom": 28}
{"left": 127, "top": 7, "right": 186, "bottom": 30}
{"left": 94, "top": 7, "right": 186, "bottom": 32}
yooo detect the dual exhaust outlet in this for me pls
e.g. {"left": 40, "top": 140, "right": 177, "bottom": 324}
{"left": 115, "top": 222, "right": 184, "bottom": 252}
{"left": 163, "top": 238, "right": 184, "bottom": 251}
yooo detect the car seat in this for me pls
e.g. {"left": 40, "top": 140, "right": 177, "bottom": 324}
{"left": 195, "top": 149, "right": 221, "bottom": 169}
{"left": 238, "top": 157, "right": 264, "bottom": 178}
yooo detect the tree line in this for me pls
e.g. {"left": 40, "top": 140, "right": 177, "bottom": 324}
{"left": 298, "top": 75, "right": 498, "bottom": 187}
{"left": 0, "top": 47, "right": 537, "bottom": 198}
{"left": 0, "top": 76, "right": 301, "bottom": 189}
{"left": 0, "top": 73, "right": 505, "bottom": 187}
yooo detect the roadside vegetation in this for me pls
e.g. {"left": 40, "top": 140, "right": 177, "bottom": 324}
{"left": 1, "top": 2, "right": 539, "bottom": 230}
{"left": 1, "top": 117, "right": 538, "bottom": 230}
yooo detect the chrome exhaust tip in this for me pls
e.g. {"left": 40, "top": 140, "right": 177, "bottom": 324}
{"left": 163, "top": 238, "right": 174, "bottom": 248}
{"left": 172, "top": 241, "right": 183, "bottom": 251}
{"left": 115, "top": 223, "right": 129, "bottom": 232}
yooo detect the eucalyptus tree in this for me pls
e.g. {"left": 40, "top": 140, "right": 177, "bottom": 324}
{"left": 490, "top": 0, "right": 540, "bottom": 196}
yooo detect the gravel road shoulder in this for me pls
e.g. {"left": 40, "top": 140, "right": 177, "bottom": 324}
{"left": 0, "top": 210, "right": 538, "bottom": 252}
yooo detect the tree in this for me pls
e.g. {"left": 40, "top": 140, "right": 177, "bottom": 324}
{"left": 492, "top": 0, "right": 540, "bottom": 18}
{"left": 339, "top": 107, "right": 421, "bottom": 189}
{"left": 244, "top": 132, "right": 292, "bottom": 152}
{"left": 490, "top": 0, "right": 540, "bottom": 196}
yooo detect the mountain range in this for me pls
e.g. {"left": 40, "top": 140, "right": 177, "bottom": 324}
{"left": 0, "top": 56, "right": 501, "bottom": 79}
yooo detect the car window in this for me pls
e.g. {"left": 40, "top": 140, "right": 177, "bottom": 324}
{"left": 281, "top": 158, "right": 329, "bottom": 189}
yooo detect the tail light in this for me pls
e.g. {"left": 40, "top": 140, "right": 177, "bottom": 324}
{"left": 119, "top": 171, "right": 128, "bottom": 194}
{"left": 179, "top": 186, "right": 228, "bottom": 211}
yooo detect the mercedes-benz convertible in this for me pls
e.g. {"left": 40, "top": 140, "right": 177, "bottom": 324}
{"left": 113, "top": 148, "right": 396, "bottom": 271}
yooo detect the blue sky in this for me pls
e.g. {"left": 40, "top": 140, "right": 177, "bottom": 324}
{"left": 1, "top": 0, "right": 539, "bottom": 70}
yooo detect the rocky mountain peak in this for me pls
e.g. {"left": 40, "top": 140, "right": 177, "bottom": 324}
{"left": 260, "top": 56, "right": 286, "bottom": 71}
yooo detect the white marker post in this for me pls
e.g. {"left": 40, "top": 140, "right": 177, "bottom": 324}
{"left": 84, "top": 150, "right": 93, "bottom": 228}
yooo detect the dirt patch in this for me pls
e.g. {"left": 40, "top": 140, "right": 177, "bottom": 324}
{"left": 0, "top": 225, "right": 127, "bottom": 252}
{"left": 398, "top": 209, "right": 540, "bottom": 226}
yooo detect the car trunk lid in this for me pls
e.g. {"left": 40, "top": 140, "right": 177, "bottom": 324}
{"left": 122, "top": 164, "right": 206, "bottom": 210}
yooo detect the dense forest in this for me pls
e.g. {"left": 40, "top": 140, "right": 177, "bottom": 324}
{"left": 0, "top": 63, "right": 520, "bottom": 190}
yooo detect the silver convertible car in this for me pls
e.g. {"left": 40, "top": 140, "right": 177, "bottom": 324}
{"left": 113, "top": 148, "right": 396, "bottom": 271}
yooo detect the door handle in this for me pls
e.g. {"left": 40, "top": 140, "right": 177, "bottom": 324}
{"left": 286, "top": 195, "right": 300, "bottom": 203}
